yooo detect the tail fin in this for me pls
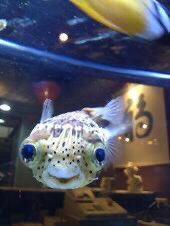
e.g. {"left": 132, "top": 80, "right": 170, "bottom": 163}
{"left": 138, "top": 0, "right": 170, "bottom": 40}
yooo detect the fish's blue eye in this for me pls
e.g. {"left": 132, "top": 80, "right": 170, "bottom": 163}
{"left": 95, "top": 148, "right": 105, "bottom": 163}
{"left": 21, "top": 144, "right": 36, "bottom": 162}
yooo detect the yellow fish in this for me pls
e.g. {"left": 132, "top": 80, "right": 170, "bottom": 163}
{"left": 19, "top": 98, "right": 129, "bottom": 189}
{"left": 70, "top": 0, "right": 170, "bottom": 40}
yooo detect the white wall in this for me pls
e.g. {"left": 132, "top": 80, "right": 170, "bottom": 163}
{"left": 115, "top": 84, "right": 170, "bottom": 167}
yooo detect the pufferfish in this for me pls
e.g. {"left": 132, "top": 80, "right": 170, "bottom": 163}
{"left": 19, "top": 97, "right": 128, "bottom": 189}
{"left": 70, "top": 0, "right": 170, "bottom": 41}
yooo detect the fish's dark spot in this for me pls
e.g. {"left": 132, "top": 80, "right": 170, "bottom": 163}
{"left": 78, "top": 150, "right": 80, "bottom": 153}
{"left": 72, "top": 159, "right": 74, "bottom": 162}
{"left": 74, "top": 152, "right": 76, "bottom": 155}
{"left": 57, "top": 160, "right": 60, "bottom": 163}
{"left": 62, "top": 151, "right": 64, "bottom": 154}
{"left": 73, "top": 141, "right": 75, "bottom": 144}
{"left": 72, "top": 129, "right": 76, "bottom": 136}
{"left": 54, "top": 151, "right": 57, "bottom": 154}
{"left": 62, "top": 142, "right": 65, "bottom": 147}
{"left": 41, "top": 166, "right": 44, "bottom": 169}
{"left": 90, "top": 123, "right": 94, "bottom": 127}
{"left": 69, "top": 162, "right": 72, "bottom": 165}
{"left": 37, "top": 167, "right": 40, "bottom": 170}
{"left": 85, "top": 163, "right": 88, "bottom": 167}
{"left": 47, "top": 145, "right": 50, "bottom": 149}
{"left": 65, "top": 148, "right": 67, "bottom": 151}
{"left": 45, "top": 125, "right": 48, "bottom": 129}
{"left": 53, "top": 142, "right": 55, "bottom": 145}
{"left": 39, "top": 176, "right": 42, "bottom": 179}
{"left": 81, "top": 146, "right": 84, "bottom": 148}
{"left": 78, "top": 142, "right": 80, "bottom": 145}
{"left": 53, "top": 164, "right": 55, "bottom": 167}
{"left": 77, "top": 131, "right": 81, "bottom": 138}
{"left": 63, "top": 158, "right": 65, "bottom": 161}
{"left": 73, "top": 146, "right": 75, "bottom": 149}
{"left": 77, "top": 159, "right": 80, "bottom": 163}
{"left": 48, "top": 159, "right": 52, "bottom": 162}
{"left": 89, "top": 170, "right": 93, "bottom": 174}
{"left": 67, "top": 154, "right": 69, "bottom": 157}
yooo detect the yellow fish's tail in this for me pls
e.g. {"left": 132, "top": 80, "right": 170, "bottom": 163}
{"left": 70, "top": 0, "right": 170, "bottom": 40}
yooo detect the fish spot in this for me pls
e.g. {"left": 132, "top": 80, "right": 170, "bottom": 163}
{"left": 54, "top": 151, "right": 57, "bottom": 154}
{"left": 77, "top": 159, "right": 80, "bottom": 163}
{"left": 62, "top": 151, "right": 64, "bottom": 154}
{"left": 57, "top": 160, "right": 60, "bottom": 163}
{"left": 67, "top": 154, "right": 69, "bottom": 157}
{"left": 41, "top": 166, "right": 44, "bottom": 169}
{"left": 73, "top": 146, "right": 75, "bottom": 149}
{"left": 48, "top": 159, "right": 52, "bottom": 162}
{"left": 69, "top": 162, "right": 72, "bottom": 165}
{"left": 65, "top": 148, "right": 68, "bottom": 151}
{"left": 72, "top": 159, "right": 74, "bottom": 162}
{"left": 72, "top": 129, "right": 76, "bottom": 136}
{"left": 47, "top": 145, "right": 50, "bottom": 149}
{"left": 73, "top": 141, "right": 75, "bottom": 144}
{"left": 74, "top": 152, "right": 76, "bottom": 155}
{"left": 39, "top": 176, "right": 42, "bottom": 179}
{"left": 77, "top": 150, "right": 80, "bottom": 153}
{"left": 62, "top": 142, "right": 65, "bottom": 147}
{"left": 53, "top": 142, "right": 55, "bottom": 145}
{"left": 63, "top": 158, "right": 65, "bottom": 161}
{"left": 37, "top": 167, "right": 40, "bottom": 170}
{"left": 53, "top": 164, "right": 55, "bottom": 167}
{"left": 85, "top": 163, "right": 88, "bottom": 167}
{"left": 89, "top": 170, "right": 93, "bottom": 174}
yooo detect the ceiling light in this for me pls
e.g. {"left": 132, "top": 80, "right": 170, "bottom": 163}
{"left": 59, "top": 33, "right": 69, "bottom": 42}
{"left": 0, "top": 119, "right": 5, "bottom": 124}
{"left": 0, "top": 104, "right": 11, "bottom": 111}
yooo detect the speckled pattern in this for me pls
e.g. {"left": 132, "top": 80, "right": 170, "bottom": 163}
{"left": 19, "top": 110, "right": 107, "bottom": 189}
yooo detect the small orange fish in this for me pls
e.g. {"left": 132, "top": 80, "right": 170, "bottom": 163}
{"left": 19, "top": 98, "right": 129, "bottom": 189}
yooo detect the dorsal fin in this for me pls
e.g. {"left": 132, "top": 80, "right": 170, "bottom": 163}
{"left": 40, "top": 99, "right": 54, "bottom": 123}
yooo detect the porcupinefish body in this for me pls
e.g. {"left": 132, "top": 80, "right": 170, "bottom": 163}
{"left": 19, "top": 97, "right": 128, "bottom": 189}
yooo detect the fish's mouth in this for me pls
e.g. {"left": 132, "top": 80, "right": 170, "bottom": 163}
{"left": 48, "top": 173, "right": 79, "bottom": 184}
